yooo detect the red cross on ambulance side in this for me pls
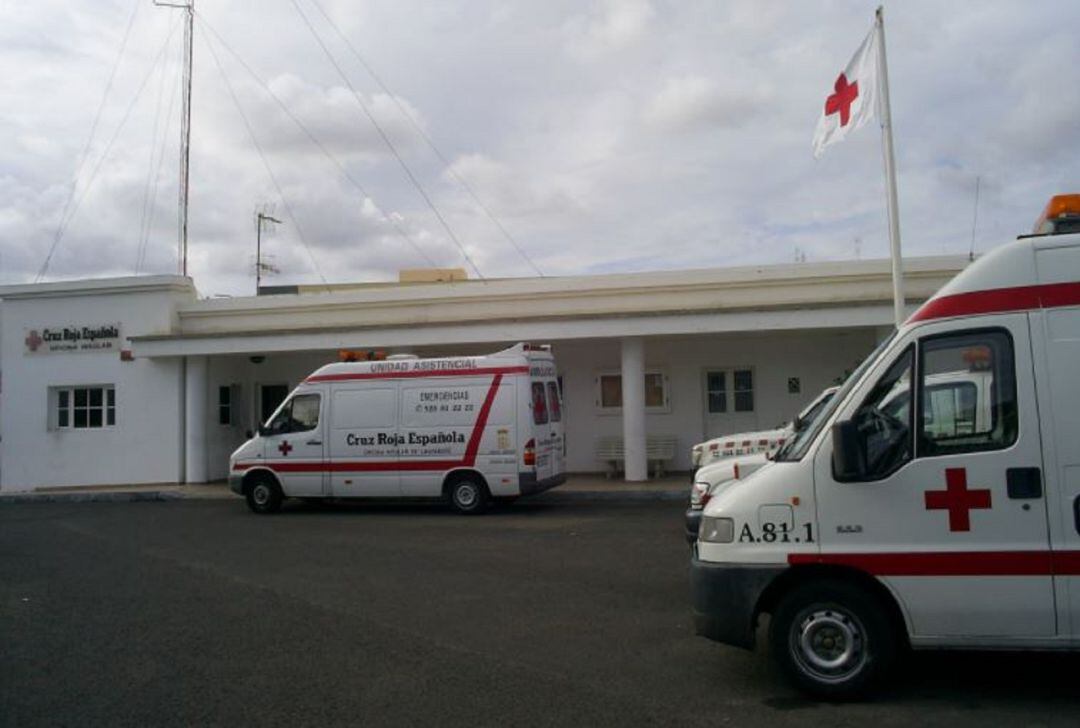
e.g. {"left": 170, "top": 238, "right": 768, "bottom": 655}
{"left": 924, "top": 467, "right": 992, "bottom": 532}
{"left": 278, "top": 440, "right": 293, "bottom": 456}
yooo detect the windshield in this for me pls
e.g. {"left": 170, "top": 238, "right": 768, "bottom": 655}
{"left": 797, "top": 390, "right": 836, "bottom": 429}
{"left": 774, "top": 331, "right": 897, "bottom": 462}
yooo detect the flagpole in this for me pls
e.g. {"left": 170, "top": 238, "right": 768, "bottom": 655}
{"left": 875, "top": 5, "right": 905, "bottom": 328}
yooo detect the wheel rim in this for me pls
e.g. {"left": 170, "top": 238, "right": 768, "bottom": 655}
{"left": 454, "top": 483, "right": 478, "bottom": 508}
{"left": 252, "top": 483, "right": 271, "bottom": 507}
{"left": 790, "top": 607, "right": 867, "bottom": 683}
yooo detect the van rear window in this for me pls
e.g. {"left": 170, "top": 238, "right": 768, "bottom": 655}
{"left": 531, "top": 382, "right": 549, "bottom": 425}
{"left": 547, "top": 382, "right": 562, "bottom": 422}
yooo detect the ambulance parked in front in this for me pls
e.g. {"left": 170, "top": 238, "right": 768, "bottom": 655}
{"left": 229, "top": 343, "right": 566, "bottom": 514}
{"left": 691, "top": 195, "right": 1080, "bottom": 697}
{"left": 690, "top": 386, "right": 839, "bottom": 470}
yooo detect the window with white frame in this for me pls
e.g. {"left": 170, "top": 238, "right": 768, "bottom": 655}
{"left": 52, "top": 385, "right": 115, "bottom": 429}
{"left": 595, "top": 371, "right": 670, "bottom": 413}
{"left": 705, "top": 368, "right": 754, "bottom": 413}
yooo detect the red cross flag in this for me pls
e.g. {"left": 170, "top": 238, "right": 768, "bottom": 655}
{"left": 811, "top": 24, "right": 880, "bottom": 158}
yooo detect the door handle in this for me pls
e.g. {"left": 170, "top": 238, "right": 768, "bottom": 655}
{"left": 1006, "top": 467, "right": 1042, "bottom": 499}
{"left": 307, "top": 439, "right": 322, "bottom": 446}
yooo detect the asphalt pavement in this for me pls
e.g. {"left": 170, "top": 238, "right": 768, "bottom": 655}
{"left": 2, "top": 498, "right": 1079, "bottom": 727}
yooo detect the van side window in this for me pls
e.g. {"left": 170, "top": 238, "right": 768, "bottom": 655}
{"left": 851, "top": 346, "right": 914, "bottom": 479}
{"left": 918, "top": 330, "right": 1017, "bottom": 457}
{"left": 531, "top": 383, "right": 549, "bottom": 425}
{"left": 547, "top": 382, "right": 562, "bottom": 422}
{"left": 267, "top": 394, "right": 321, "bottom": 434}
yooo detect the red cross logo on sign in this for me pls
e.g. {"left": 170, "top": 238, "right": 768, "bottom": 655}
{"left": 25, "top": 330, "right": 43, "bottom": 352}
{"left": 825, "top": 73, "right": 859, "bottom": 127}
{"left": 278, "top": 440, "right": 293, "bottom": 457}
{"left": 924, "top": 468, "right": 992, "bottom": 532}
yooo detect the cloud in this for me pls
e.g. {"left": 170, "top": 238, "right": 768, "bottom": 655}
{"left": 2, "top": 0, "right": 1079, "bottom": 294}
{"left": 644, "top": 75, "right": 770, "bottom": 131}
{"left": 563, "top": 0, "right": 655, "bottom": 57}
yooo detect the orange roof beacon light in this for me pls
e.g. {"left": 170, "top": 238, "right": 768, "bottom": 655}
{"left": 1033, "top": 194, "right": 1080, "bottom": 235}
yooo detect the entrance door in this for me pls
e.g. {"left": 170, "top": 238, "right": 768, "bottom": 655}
{"left": 812, "top": 314, "right": 1055, "bottom": 640}
{"left": 259, "top": 383, "right": 289, "bottom": 427}
{"left": 703, "top": 368, "right": 758, "bottom": 439}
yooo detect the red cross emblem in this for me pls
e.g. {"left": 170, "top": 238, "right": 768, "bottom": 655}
{"left": 25, "top": 330, "right": 43, "bottom": 352}
{"left": 924, "top": 468, "right": 992, "bottom": 532}
{"left": 825, "top": 73, "right": 859, "bottom": 127}
{"left": 278, "top": 440, "right": 293, "bottom": 456}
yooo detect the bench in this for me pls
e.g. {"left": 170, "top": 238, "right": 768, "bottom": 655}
{"left": 595, "top": 435, "right": 678, "bottom": 478}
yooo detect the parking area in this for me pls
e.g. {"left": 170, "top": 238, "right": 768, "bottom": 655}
{"left": 2, "top": 498, "right": 1079, "bottom": 726}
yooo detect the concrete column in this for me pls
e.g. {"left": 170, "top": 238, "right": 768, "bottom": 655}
{"left": 621, "top": 337, "right": 648, "bottom": 482}
{"left": 184, "top": 355, "right": 208, "bottom": 484}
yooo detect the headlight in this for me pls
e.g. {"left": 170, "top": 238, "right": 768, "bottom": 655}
{"left": 690, "top": 481, "right": 709, "bottom": 506}
{"left": 698, "top": 516, "right": 735, "bottom": 543}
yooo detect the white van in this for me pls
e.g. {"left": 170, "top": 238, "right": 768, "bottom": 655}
{"left": 229, "top": 343, "right": 566, "bottom": 514}
{"left": 691, "top": 195, "right": 1080, "bottom": 697}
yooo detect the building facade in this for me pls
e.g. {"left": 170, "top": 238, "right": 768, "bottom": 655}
{"left": 0, "top": 257, "right": 967, "bottom": 492}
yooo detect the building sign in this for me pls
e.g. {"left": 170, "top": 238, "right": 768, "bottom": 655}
{"left": 23, "top": 323, "right": 122, "bottom": 355}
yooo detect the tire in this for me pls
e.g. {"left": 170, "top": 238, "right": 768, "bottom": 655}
{"left": 447, "top": 475, "right": 490, "bottom": 515}
{"left": 768, "top": 579, "right": 898, "bottom": 699}
{"left": 245, "top": 474, "right": 283, "bottom": 514}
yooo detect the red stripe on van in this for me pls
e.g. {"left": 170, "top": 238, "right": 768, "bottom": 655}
{"left": 234, "top": 373, "right": 505, "bottom": 475}
{"left": 788, "top": 550, "right": 1080, "bottom": 576}
{"left": 305, "top": 365, "right": 528, "bottom": 383}
{"left": 907, "top": 281, "right": 1080, "bottom": 324}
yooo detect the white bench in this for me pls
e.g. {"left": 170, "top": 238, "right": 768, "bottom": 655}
{"left": 595, "top": 435, "right": 678, "bottom": 478}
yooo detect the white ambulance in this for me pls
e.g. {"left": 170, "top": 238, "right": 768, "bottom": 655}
{"left": 691, "top": 195, "right": 1080, "bottom": 697}
{"left": 689, "top": 386, "right": 839, "bottom": 469}
{"left": 229, "top": 343, "right": 566, "bottom": 514}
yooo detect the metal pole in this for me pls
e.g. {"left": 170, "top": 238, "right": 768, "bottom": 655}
{"left": 256, "top": 213, "right": 262, "bottom": 295}
{"left": 179, "top": 1, "right": 193, "bottom": 276}
{"left": 154, "top": 1, "right": 194, "bottom": 277}
{"left": 876, "top": 6, "right": 905, "bottom": 328}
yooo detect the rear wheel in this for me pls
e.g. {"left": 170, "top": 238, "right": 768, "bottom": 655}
{"left": 447, "top": 475, "right": 490, "bottom": 515}
{"left": 245, "top": 475, "right": 283, "bottom": 514}
{"left": 768, "top": 579, "right": 897, "bottom": 699}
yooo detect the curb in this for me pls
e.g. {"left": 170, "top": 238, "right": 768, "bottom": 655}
{"left": 535, "top": 490, "right": 686, "bottom": 503}
{"left": 0, "top": 491, "right": 184, "bottom": 504}
{"left": 0, "top": 489, "right": 685, "bottom": 505}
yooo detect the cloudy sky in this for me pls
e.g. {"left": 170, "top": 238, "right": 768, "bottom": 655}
{"left": 2, "top": 0, "right": 1078, "bottom": 296}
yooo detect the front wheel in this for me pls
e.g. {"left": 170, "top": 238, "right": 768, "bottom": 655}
{"left": 768, "top": 580, "right": 898, "bottom": 699}
{"left": 447, "top": 476, "right": 490, "bottom": 515}
{"left": 245, "top": 475, "right": 283, "bottom": 514}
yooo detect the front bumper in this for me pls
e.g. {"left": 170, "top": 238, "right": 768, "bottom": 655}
{"left": 684, "top": 507, "right": 702, "bottom": 543}
{"left": 228, "top": 473, "right": 244, "bottom": 495}
{"left": 690, "top": 556, "right": 784, "bottom": 650}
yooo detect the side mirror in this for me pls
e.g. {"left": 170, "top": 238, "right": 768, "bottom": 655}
{"left": 792, "top": 415, "right": 804, "bottom": 432}
{"left": 245, "top": 429, "right": 254, "bottom": 439}
{"left": 831, "top": 420, "right": 867, "bottom": 481}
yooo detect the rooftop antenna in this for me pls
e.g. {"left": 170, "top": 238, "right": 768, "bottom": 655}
{"left": 154, "top": 0, "right": 194, "bottom": 277}
{"left": 256, "top": 211, "right": 282, "bottom": 295}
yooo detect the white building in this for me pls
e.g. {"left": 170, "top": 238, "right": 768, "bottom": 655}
{"left": 0, "top": 257, "right": 966, "bottom": 492}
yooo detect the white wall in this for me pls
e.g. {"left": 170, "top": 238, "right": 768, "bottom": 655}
{"left": 555, "top": 330, "right": 879, "bottom": 472}
{"left": 0, "top": 288, "right": 189, "bottom": 492}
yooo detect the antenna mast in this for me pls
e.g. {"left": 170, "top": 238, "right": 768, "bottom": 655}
{"left": 155, "top": 0, "right": 194, "bottom": 276}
